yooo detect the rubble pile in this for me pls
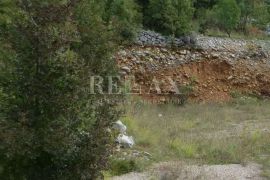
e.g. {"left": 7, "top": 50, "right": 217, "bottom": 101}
{"left": 135, "top": 30, "right": 196, "bottom": 47}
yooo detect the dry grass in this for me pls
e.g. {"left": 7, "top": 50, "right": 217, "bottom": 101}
{"left": 117, "top": 96, "right": 270, "bottom": 178}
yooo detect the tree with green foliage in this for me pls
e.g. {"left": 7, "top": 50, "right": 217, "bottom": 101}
{"left": 172, "top": 0, "right": 195, "bottom": 36}
{"left": 135, "top": 0, "right": 149, "bottom": 26}
{"left": 0, "top": 0, "right": 122, "bottom": 179}
{"left": 194, "top": 0, "right": 218, "bottom": 18}
{"left": 237, "top": 0, "right": 270, "bottom": 33}
{"left": 215, "top": 0, "right": 241, "bottom": 37}
{"left": 104, "top": 0, "right": 142, "bottom": 42}
{"left": 145, "top": 0, "right": 194, "bottom": 37}
{"left": 0, "top": 0, "right": 16, "bottom": 25}
{"left": 194, "top": 0, "right": 218, "bottom": 9}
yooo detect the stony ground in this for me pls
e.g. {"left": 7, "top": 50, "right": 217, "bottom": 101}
{"left": 196, "top": 35, "right": 270, "bottom": 52}
{"left": 111, "top": 162, "right": 265, "bottom": 180}
{"left": 116, "top": 34, "right": 270, "bottom": 102}
{"left": 135, "top": 30, "right": 270, "bottom": 52}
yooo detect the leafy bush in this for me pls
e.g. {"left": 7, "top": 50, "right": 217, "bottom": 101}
{"left": 214, "top": 0, "right": 240, "bottom": 37}
{"left": 109, "top": 159, "right": 141, "bottom": 176}
{"left": 145, "top": 0, "right": 194, "bottom": 37}
{"left": 0, "top": 0, "right": 122, "bottom": 179}
{"left": 105, "top": 0, "right": 142, "bottom": 42}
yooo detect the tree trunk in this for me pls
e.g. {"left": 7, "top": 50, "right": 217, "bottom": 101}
{"left": 226, "top": 30, "right": 231, "bottom": 37}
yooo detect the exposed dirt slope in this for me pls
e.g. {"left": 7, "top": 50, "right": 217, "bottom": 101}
{"left": 117, "top": 45, "right": 270, "bottom": 102}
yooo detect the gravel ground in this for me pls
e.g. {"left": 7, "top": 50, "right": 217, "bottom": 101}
{"left": 197, "top": 35, "right": 270, "bottom": 52}
{"left": 136, "top": 30, "right": 270, "bottom": 53}
{"left": 111, "top": 162, "right": 266, "bottom": 180}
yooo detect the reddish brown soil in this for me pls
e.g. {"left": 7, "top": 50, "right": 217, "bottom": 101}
{"left": 121, "top": 57, "right": 270, "bottom": 103}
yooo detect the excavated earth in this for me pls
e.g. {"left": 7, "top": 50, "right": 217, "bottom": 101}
{"left": 116, "top": 37, "right": 270, "bottom": 102}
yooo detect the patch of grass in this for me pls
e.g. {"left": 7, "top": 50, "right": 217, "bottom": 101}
{"left": 169, "top": 139, "right": 198, "bottom": 158}
{"left": 108, "top": 159, "right": 141, "bottom": 176}
{"left": 118, "top": 97, "right": 270, "bottom": 175}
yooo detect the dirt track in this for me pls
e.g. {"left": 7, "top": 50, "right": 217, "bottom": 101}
{"left": 111, "top": 162, "right": 265, "bottom": 180}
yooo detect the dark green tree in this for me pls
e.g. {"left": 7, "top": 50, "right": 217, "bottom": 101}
{"left": 0, "top": 0, "right": 122, "bottom": 179}
{"left": 194, "top": 0, "right": 218, "bottom": 9}
{"left": 215, "top": 0, "right": 240, "bottom": 37}
{"left": 105, "top": 0, "right": 142, "bottom": 42}
{"left": 145, "top": 0, "right": 194, "bottom": 37}
{"left": 135, "top": 0, "right": 149, "bottom": 26}
{"left": 172, "top": 0, "right": 195, "bottom": 36}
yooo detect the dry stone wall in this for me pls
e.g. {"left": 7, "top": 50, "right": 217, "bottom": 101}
{"left": 135, "top": 30, "right": 196, "bottom": 47}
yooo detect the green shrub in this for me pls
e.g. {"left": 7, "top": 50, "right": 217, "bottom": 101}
{"left": 214, "top": 0, "right": 240, "bottom": 37}
{"left": 109, "top": 159, "right": 141, "bottom": 176}
{"left": 145, "top": 0, "right": 194, "bottom": 37}
{"left": 105, "top": 0, "right": 142, "bottom": 42}
{"left": 0, "top": 0, "right": 122, "bottom": 179}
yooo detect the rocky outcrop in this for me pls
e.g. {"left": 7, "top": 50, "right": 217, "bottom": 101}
{"left": 135, "top": 30, "right": 270, "bottom": 53}
{"left": 116, "top": 34, "right": 270, "bottom": 102}
{"left": 135, "top": 30, "right": 196, "bottom": 47}
{"left": 117, "top": 43, "right": 269, "bottom": 74}
{"left": 197, "top": 35, "right": 270, "bottom": 53}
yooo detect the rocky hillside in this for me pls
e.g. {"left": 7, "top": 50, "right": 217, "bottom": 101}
{"left": 116, "top": 31, "right": 270, "bottom": 102}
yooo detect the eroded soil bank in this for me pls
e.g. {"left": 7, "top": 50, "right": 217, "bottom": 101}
{"left": 117, "top": 44, "right": 270, "bottom": 102}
